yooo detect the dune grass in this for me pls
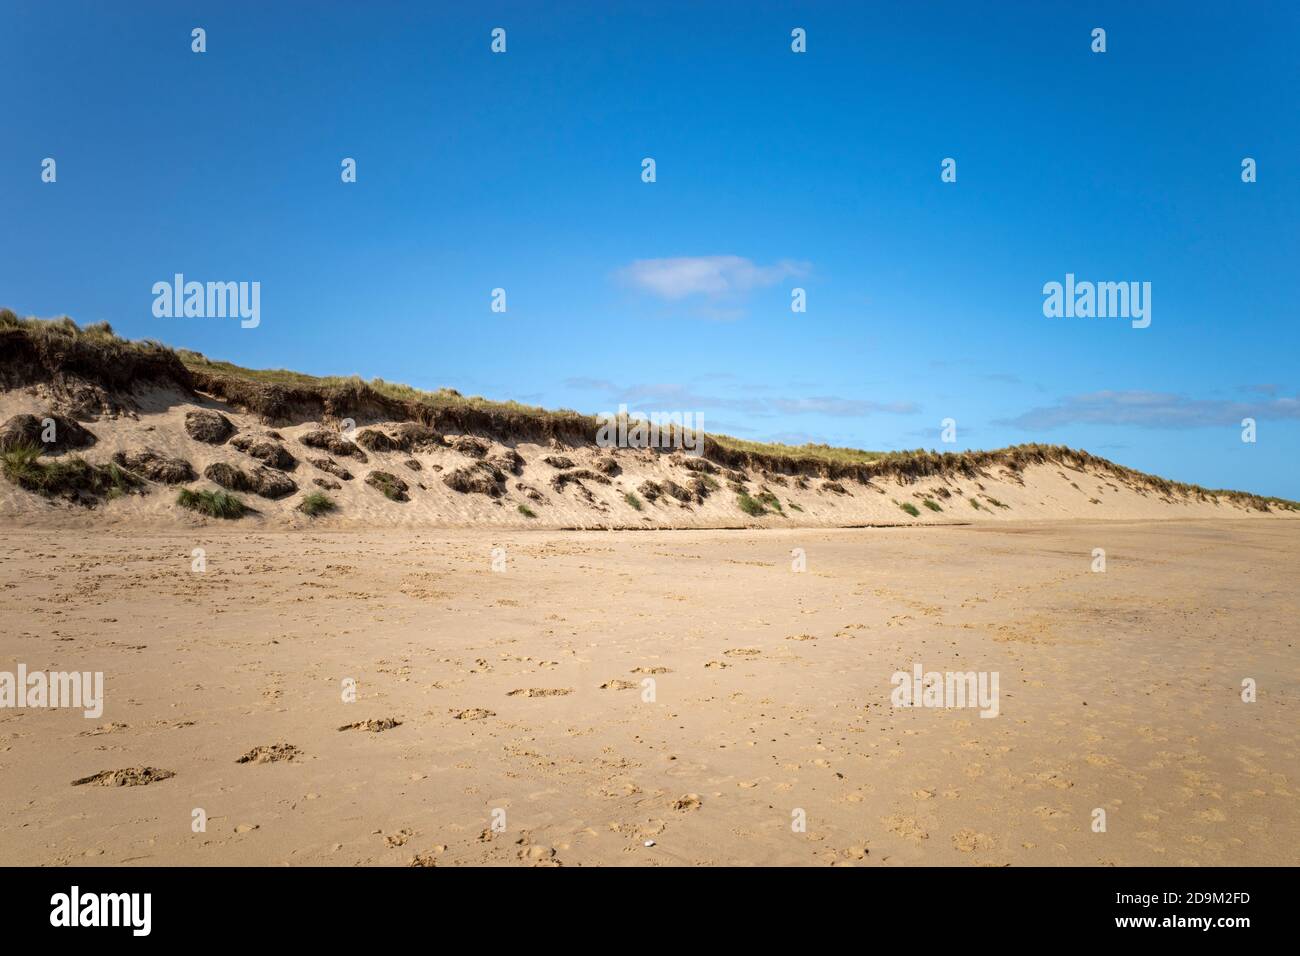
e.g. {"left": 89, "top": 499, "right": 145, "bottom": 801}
{"left": 624, "top": 492, "right": 643, "bottom": 511}
{"left": 2, "top": 442, "right": 137, "bottom": 499}
{"left": 711, "top": 434, "right": 886, "bottom": 465}
{"left": 298, "top": 492, "right": 337, "bottom": 517}
{"left": 177, "top": 351, "right": 584, "bottom": 421}
{"left": 177, "top": 487, "right": 247, "bottom": 518}
{"left": 517, "top": 503, "right": 537, "bottom": 518}
{"left": 899, "top": 501, "right": 921, "bottom": 517}
{"left": 737, "top": 492, "right": 767, "bottom": 516}
{"left": 922, "top": 498, "right": 942, "bottom": 512}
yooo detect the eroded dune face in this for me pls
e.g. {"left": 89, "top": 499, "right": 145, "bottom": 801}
{"left": 0, "top": 386, "right": 1294, "bottom": 530}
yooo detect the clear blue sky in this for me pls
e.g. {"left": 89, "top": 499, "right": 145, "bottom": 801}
{"left": 3, "top": 1, "right": 1297, "bottom": 497}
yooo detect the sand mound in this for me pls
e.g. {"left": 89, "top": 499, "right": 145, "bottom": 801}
{"left": 112, "top": 449, "right": 196, "bottom": 484}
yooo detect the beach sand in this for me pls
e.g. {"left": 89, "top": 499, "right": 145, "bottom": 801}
{"left": 1, "top": 519, "right": 1296, "bottom": 866}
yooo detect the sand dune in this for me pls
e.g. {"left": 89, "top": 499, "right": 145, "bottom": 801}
{"left": 2, "top": 387, "right": 1293, "bottom": 531}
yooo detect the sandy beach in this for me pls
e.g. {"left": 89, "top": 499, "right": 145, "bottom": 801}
{"left": 2, "top": 519, "right": 1295, "bottom": 867}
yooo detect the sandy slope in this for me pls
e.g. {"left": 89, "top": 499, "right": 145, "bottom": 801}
{"left": 0, "top": 520, "right": 1296, "bottom": 866}
{"left": 0, "top": 389, "right": 1293, "bottom": 530}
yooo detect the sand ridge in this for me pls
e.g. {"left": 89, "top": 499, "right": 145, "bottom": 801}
{"left": 1, "top": 389, "right": 1293, "bottom": 531}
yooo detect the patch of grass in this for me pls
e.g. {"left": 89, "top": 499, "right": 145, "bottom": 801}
{"left": 899, "top": 501, "right": 920, "bottom": 517}
{"left": 756, "top": 490, "right": 783, "bottom": 513}
{"left": 1, "top": 443, "right": 42, "bottom": 486}
{"left": 368, "top": 472, "right": 407, "bottom": 501}
{"left": 177, "top": 353, "right": 571, "bottom": 421}
{"left": 624, "top": 492, "right": 643, "bottom": 511}
{"left": 922, "top": 498, "right": 942, "bottom": 512}
{"left": 517, "top": 503, "right": 537, "bottom": 518}
{"left": 969, "top": 497, "right": 981, "bottom": 510}
{"left": 2, "top": 442, "right": 140, "bottom": 501}
{"left": 787, "top": 501, "right": 804, "bottom": 512}
{"left": 712, "top": 435, "right": 886, "bottom": 466}
{"left": 177, "top": 487, "right": 247, "bottom": 519}
{"left": 701, "top": 475, "right": 721, "bottom": 491}
{"left": 298, "top": 492, "right": 337, "bottom": 517}
{"left": 737, "top": 492, "right": 767, "bottom": 517}
{"left": 102, "top": 462, "right": 137, "bottom": 499}
{"left": 985, "top": 497, "right": 1009, "bottom": 509}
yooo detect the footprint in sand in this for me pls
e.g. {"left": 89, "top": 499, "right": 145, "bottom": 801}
{"left": 672, "top": 793, "right": 703, "bottom": 811}
{"left": 72, "top": 767, "right": 175, "bottom": 787}
{"left": 882, "top": 815, "right": 929, "bottom": 841}
{"left": 408, "top": 844, "right": 448, "bottom": 866}
{"left": 704, "top": 660, "right": 729, "bottom": 669}
{"left": 599, "top": 679, "right": 639, "bottom": 690}
{"left": 724, "top": 648, "right": 762, "bottom": 657}
{"left": 451, "top": 708, "right": 495, "bottom": 720}
{"left": 517, "top": 844, "right": 561, "bottom": 866}
{"left": 1029, "top": 770, "right": 1074, "bottom": 789}
{"left": 236, "top": 743, "right": 301, "bottom": 764}
{"left": 78, "top": 722, "right": 130, "bottom": 737}
{"left": 951, "top": 828, "right": 995, "bottom": 852}
{"left": 338, "top": 717, "right": 402, "bottom": 733}
{"left": 630, "top": 666, "right": 671, "bottom": 674}
{"left": 507, "top": 688, "right": 572, "bottom": 697}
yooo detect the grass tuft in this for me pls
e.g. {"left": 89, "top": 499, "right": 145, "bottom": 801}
{"left": 517, "top": 503, "right": 537, "bottom": 518}
{"left": 2, "top": 442, "right": 141, "bottom": 501}
{"left": 899, "top": 501, "right": 920, "bottom": 517}
{"left": 737, "top": 492, "right": 767, "bottom": 517}
{"left": 298, "top": 492, "right": 337, "bottom": 517}
{"left": 177, "top": 487, "right": 247, "bottom": 519}
{"left": 922, "top": 498, "right": 942, "bottom": 512}
{"left": 624, "top": 492, "right": 643, "bottom": 511}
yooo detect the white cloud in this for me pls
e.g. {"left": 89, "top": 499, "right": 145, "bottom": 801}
{"left": 617, "top": 255, "right": 808, "bottom": 301}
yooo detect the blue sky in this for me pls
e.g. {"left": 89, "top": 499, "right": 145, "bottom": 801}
{"left": 3, "top": 1, "right": 1298, "bottom": 496}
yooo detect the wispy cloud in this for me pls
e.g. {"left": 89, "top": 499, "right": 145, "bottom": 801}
{"left": 998, "top": 390, "right": 1300, "bottom": 430}
{"left": 564, "top": 377, "right": 915, "bottom": 422}
{"left": 770, "top": 396, "right": 917, "bottom": 417}
{"left": 616, "top": 255, "right": 808, "bottom": 303}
